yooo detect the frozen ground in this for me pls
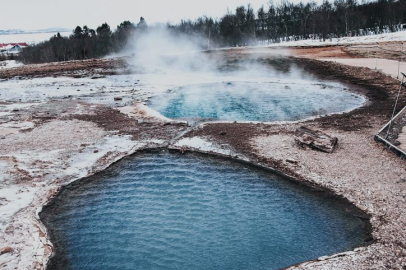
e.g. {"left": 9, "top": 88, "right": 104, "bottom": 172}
{"left": 0, "top": 90, "right": 182, "bottom": 269}
{"left": 268, "top": 30, "right": 406, "bottom": 47}
{"left": 0, "top": 61, "right": 23, "bottom": 70}
{"left": 0, "top": 61, "right": 368, "bottom": 270}
{"left": 0, "top": 52, "right": 405, "bottom": 270}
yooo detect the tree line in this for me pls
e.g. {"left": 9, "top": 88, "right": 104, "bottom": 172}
{"left": 19, "top": 18, "right": 147, "bottom": 63}
{"left": 170, "top": 0, "right": 406, "bottom": 47}
{"left": 19, "top": 0, "right": 406, "bottom": 64}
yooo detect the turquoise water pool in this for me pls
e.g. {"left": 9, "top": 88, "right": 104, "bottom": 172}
{"left": 147, "top": 82, "right": 364, "bottom": 122}
{"left": 41, "top": 152, "right": 369, "bottom": 270}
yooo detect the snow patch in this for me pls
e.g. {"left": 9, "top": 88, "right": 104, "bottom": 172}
{"left": 0, "top": 186, "right": 37, "bottom": 230}
{"left": 174, "top": 137, "right": 232, "bottom": 155}
{"left": 0, "top": 60, "right": 23, "bottom": 70}
{"left": 267, "top": 30, "right": 406, "bottom": 47}
{"left": 64, "top": 135, "right": 142, "bottom": 178}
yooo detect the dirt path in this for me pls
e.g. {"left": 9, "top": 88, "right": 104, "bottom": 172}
{"left": 318, "top": 58, "right": 406, "bottom": 79}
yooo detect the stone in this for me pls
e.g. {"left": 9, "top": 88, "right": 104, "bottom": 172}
{"left": 286, "top": 158, "right": 298, "bottom": 164}
{"left": 294, "top": 126, "right": 338, "bottom": 153}
{"left": 0, "top": 247, "right": 13, "bottom": 255}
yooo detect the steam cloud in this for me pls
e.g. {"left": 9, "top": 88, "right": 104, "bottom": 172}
{"left": 124, "top": 28, "right": 218, "bottom": 74}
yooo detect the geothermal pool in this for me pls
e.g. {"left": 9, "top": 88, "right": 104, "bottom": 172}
{"left": 41, "top": 152, "right": 369, "bottom": 270}
{"left": 148, "top": 81, "right": 364, "bottom": 122}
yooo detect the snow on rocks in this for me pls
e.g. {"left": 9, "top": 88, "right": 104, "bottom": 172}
{"left": 174, "top": 137, "right": 231, "bottom": 155}
{"left": 118, "top": 102, "right": 173, "bottom": 122}
{"left": 171, "top": 136, "right": 249, "bottom": 162}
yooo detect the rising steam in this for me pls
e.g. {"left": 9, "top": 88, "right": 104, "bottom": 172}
{"left": 123, "top": 28, "right": 217, "bottom": 73}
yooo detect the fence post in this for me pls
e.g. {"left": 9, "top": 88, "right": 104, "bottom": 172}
{"left": 386, "top": 73, "right": 406, "bottom": 139}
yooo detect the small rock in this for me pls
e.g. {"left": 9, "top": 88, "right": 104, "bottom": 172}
{"left": 0, "top": 247, "right": 13, "bottom": 255}
{"left": 91, "top": 75, "right": 106, "bottom": 79}
{"left": 5, "top": 226, "right": 14, "bottom": 234}
{"left": 286, "top": 158, "right": 298, "bottom": 164}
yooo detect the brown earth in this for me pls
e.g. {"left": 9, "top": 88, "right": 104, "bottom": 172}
{"left": 0, "top": 58, "right": 126, "bottom": 80}
{"left": 287, "top": 41, "right": 406, "bottom": 61}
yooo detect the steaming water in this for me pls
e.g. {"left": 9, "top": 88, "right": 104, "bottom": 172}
{"left": 42, "top": 152, "right": 369, "bottom": 270}
{"left": 148, "top": 81, "right": 364, "bottom": 122}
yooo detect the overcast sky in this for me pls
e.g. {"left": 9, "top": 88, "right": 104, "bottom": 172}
{"left": 1, "top": 0, "right": 320, "bottom": 31}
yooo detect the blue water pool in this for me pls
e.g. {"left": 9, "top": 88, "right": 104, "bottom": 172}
{"left": 147, "top": 82, "right": 364, "bottom": 122}
{"left": 41, "top": 152, "right": 369, "bottom": 270}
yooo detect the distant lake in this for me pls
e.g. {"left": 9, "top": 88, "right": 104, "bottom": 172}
{"left": 0, "top": 32, "right": 70, "bottom": 44}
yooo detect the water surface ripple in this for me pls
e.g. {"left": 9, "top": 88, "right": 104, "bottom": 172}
{"left": 42, "top": 152, "right": 369, "bottom": 270}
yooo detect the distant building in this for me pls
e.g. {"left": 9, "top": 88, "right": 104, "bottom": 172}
{"left": 0, "top": 43, "right": 28, "bottom": 54}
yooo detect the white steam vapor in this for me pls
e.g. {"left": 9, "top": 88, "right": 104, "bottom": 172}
{"left": 124, "top": 28, "right": 217, "bottom": 73}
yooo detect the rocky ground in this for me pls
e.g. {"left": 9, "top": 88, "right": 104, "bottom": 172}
{"left": 0, "top": 47, "right": 405, "bottom": 270}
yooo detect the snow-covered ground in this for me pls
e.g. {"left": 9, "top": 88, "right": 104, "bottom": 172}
{"left": 0, "top": 60, "right": 23, "bottom": 70}
{"left": 268, "top": 30, "right": 406, "bottom": 47}
{"left": 0, "top": 51, "right": 403, "bottom": 269}
{"left": 173, "top": 136, "right": 234, "bottom": 156}
{"left": 0, "top": 68, "right": 352, "bottom": 105}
